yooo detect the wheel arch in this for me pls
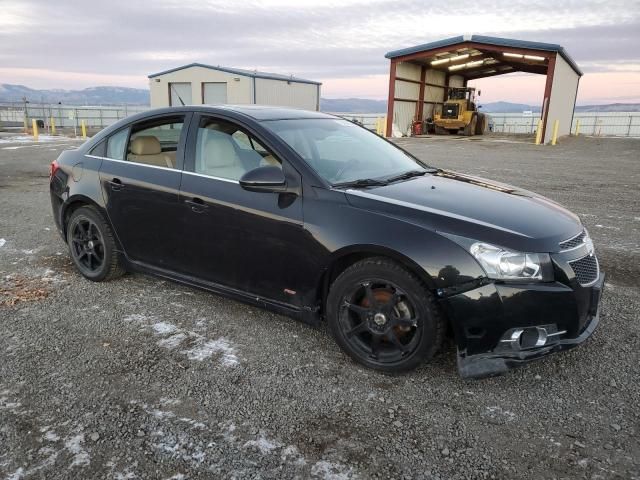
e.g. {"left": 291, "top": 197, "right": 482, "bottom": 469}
{"left": 316, "top": 244, "right": 437, "bottom": 318}
{"left": 61, "top": 195, "right": 116, "bottom": 245}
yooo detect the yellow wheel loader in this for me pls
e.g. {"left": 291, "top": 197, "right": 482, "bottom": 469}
{"left": 433, "top": 87, "right": 487, "bottom": 136}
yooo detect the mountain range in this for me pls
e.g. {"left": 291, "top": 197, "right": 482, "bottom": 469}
{"left": 0, "top": 84, "right": 150, "bottom": 105}
{"left": 1, "top": 84, "right": 639, "bottom": 113}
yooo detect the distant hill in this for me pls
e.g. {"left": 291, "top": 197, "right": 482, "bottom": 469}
{"left": 480, "top": 101, "right": 640, "bottom": 113}
{"left": 320, "top": 98, "right": 387, "bottom": 113}
{"left": 0, "top": 84, "right": 150, "bottom": 105}
{"left": 1, "top": 84, "right": 638, "bottom": 113}
{"left": 479, "top": 101, "right": 541, "bottom": 113}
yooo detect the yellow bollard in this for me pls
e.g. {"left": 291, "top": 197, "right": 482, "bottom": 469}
{"left": 551, "top": 120, "right": 560, "bottom": 145}
{"left": 50, "top": 117, "right": 56, "bottom": 135}
{"left": 81, "top": 120, "right": 87, "bottom": 139}
{"left": 32, "top": 119, "right": 39, "bottom": 141}
{"left": 534, "top": 119, "right": 543, "bottom": 145}
{"left": 574, "top": 119, "right": 580, "bottom": 136}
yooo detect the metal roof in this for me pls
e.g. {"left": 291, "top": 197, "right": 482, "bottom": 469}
{"left": 385, "top": 35, "right": 582, "bottom": 76}
{"left": 148, "top": 63, "right": 322, "bottom": 85}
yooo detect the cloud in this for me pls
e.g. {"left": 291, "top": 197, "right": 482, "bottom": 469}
{"left": 0, "top": 0, "right": 638, "bottom": 102}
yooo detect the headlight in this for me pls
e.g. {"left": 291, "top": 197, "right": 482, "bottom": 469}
{"left": 469, "top": 242, "right": 551, "bottom": 281}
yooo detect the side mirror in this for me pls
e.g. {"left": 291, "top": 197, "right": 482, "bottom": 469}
{"left": 478, "top": 90, "right": 481, "bottom": 96}
{"left": 239, "top": 166, "right": 287, "bottom": 193}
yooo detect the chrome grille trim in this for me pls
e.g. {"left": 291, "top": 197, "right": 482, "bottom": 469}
{"left": 568, "top": 254, "right": 599, "bottom": 287}
{"left": 559, "top": 230, "right": 587, "bottom": 251}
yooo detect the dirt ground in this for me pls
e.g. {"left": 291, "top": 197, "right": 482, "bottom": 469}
{"left": 0, "top": 132, "right": 638, "bottom": 479}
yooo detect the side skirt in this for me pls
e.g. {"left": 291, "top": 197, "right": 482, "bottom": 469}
{"left": 124, "top": 258, "right": 322, "bottom": 327}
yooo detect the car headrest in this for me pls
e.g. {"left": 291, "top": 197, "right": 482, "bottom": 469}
{"left": 202, "top": 131, "right": 239, "bottom": 168}
{"left": 130, "top": 136, "right": 161, "bottom": 155}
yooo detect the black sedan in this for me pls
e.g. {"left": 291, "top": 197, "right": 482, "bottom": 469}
{"left": 49, "top": 106, "right": 604, "bottom": 378}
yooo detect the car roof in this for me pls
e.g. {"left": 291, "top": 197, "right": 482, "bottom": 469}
{"left": 138, "top": 105, "right": 336, "bottom": 122}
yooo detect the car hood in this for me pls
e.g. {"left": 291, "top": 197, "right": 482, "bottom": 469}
{"left": 343, "top": 170, "right": 582, "bottom": 253}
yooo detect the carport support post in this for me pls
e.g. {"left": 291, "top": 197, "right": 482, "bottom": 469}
{"left": 416, "top": 65, "right": 427, "bottom": 123}
{"left": 540, "top": 54, "right": 557, "bottom": 143}
{"left": 385, "top": 60, "right": 397, "bottom": 137}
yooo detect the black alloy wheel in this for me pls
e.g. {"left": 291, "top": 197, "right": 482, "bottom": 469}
{"left": 327, "top": 257, "right": 444, "bottom": 372}
{"left": 70, "top": 218, "right": 105, "bottom": 273}
{"left": 66, "top": 206, "right": 125, "bottom": 282}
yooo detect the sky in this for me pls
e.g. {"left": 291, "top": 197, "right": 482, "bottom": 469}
{"left": 1, "top": 0, "right": 639, "bottom": 105}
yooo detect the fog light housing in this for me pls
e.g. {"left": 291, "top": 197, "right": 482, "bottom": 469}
{"left": 499, "top": 324, "right": 566, "bottom": 351}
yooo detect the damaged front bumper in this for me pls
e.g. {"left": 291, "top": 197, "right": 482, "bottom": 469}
{"left": 440, "top": 272, "right": 605, "bottom": 379}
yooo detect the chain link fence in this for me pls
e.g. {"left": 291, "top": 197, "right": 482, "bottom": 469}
{"left": 0, "top": 102, "right": 149, "bottom": 135}
{"left": 487, "top": 112, "right": 640, "bottom": 137}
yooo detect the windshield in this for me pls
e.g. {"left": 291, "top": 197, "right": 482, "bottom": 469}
{"left": 263, "top": 118, "right": 430, "bottom": 185}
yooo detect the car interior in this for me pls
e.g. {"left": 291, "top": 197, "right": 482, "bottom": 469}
{"left": 126, "top": 119, "right": 184, "bottom": 168}
{"left": 194, "top": 121, "right": 280, "bottom": 181}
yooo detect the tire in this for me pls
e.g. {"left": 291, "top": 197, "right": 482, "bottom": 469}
{"left": 326, "top": 257, "right": 445, "bottom": 373}
{"left": 66, "top": 206, "right": 125, "bottom": 282}
{"left": 463, "top": 115, "right": 477, "bottom": 136}
{"left": 475, "top": 113, "right": 487, "bottom": 135}
{"left": 434, "top": 126, "right": 448, "bottom": 135}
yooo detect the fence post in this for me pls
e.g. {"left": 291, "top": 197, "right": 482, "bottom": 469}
{"left": 74, "top": 109, "right": 78, "bottom": 138}
{"left": 627, "top": 115, "right": 633, "bottom": 137}
{"left": 575, "top": 119, "right": 580, "bottom": 136}
{"left": 534, "top": 120, "right": 543, "bottom": 145}
{"left": 551, "top": 120, "right": 560, "bottom": 145}
{"left": 32, "top": 119, "right": 39, "bottom": 140}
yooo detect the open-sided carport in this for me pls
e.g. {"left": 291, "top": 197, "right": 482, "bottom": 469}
{"left": 385, "top": 35, "right": 582, "bottom": 143}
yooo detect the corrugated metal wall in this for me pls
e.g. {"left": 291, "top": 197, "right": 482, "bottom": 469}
{"left": 545, "top": 55, "right": 580, "bottom": 143}
{"left": 255, "top": 78, "right": 319, "bottom": 111}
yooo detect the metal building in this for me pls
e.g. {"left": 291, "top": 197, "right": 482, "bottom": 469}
{"left": 385, "top": 35, "right": 582, "bottom": 143}
{"left": 148, "top": 63, "right": 321, "bottom": 111}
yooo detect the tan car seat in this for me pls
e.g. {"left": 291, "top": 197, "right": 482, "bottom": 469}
{"left": 197, "top": 130, "right": 247, "bottom": 180}
{"left": 128, "top": 136, "right": 174, "bottom": 168}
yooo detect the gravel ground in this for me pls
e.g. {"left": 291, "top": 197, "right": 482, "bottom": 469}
{"left": 0, "top": 133, "right": 638, "bottom": 480}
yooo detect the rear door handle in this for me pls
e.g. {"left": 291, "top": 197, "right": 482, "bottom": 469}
{"left": 109, "top": 178, "right": 125, "bottom": 191}
{"left": 185, "top": 197, "right": 208, "bottom": 213}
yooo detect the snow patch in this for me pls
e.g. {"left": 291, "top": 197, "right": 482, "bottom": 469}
{"left": 158, "top": 333, "right": 187, "bottom": 349}
{"left": 310, "top": 460, "right": 354, "bottom": 479}
{"left": 44, "top": 431, "right": 60, "bottom": 442}
{"left": 152, "top": 322, "right": 178, "bottom": 335}
{"left": 181, "top": 338, "right": 238, "bottom": 365}
{"left": 0, "top": 239, "right": 6, "bottom": 248}
{"left": 243, "top": 433, "right": 281, "bottom": 454}
{"left": 124, "top": 314, "right": 239, "bottom": 366}
{"left": 65, "top": 434, "right": 90, "bottom": 467}
{"left": 6, "top": 467, "right": 25, "bottom": 480}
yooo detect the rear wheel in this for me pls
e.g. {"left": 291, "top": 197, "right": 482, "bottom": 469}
{"left": 66, "top": 206, "right": 125, "bottom": 282}
{"left": 327, "top": 257, "right": 445, "bottom": 372}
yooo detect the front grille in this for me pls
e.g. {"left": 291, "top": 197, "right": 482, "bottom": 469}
{"left": 442, "top": 104, "right": 459, "bottom": 119}
{"left": 560, "top": 230, "right": 586, "bottom": 250}
{"left": 569, "top": 254, "right": 599, "bottom": 286}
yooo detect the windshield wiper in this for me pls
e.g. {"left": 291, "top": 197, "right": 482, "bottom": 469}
{"left": 332, "top": 178, "right": 389, "bottom": 189}
{"left": 385, "top": 169, "right": 430, "bottom": 183}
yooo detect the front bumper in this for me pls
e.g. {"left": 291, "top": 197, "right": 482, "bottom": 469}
{"left": 440, "top": 272, "right": 605, "bottom": 378}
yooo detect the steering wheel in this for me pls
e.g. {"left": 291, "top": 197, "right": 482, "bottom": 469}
{"left": 333, "top": 158, "right": 363, "bottom": 182}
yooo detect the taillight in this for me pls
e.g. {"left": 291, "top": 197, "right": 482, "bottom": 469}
{"left": 49, "top": 160, "right": 59, "bottom": 179}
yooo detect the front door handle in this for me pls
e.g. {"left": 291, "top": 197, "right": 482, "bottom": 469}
{"left": 109, "top": 178, "right": 125, "bottom": 191}
{"left": 185, "top": 197, "right": 208, "bottom": 213}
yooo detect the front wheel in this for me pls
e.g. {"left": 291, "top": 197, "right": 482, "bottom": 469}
{"left": 327, "top": 257, "right": 445, "bottom": 372}
{"left": 66, "top": 206, "right": 125, "bottom": 282}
